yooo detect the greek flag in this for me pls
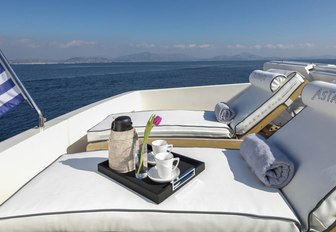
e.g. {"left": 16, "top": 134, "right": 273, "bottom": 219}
{"left": 0, "top": 63, "right": 24, "bottom": 117}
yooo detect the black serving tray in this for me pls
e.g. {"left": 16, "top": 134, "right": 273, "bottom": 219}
{"left": 98, "top": 148, "right": 205, "bottom": 204}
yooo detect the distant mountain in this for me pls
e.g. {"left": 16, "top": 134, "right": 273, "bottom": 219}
{"left": 11, "top": 52, "right": 336, "bottom": 65}
{"left": 114, "top": 52, "right": 196, "bottom": 62}
{"left": 113, "top": 52, "right": 278, "bottom": 62}
{"left": 63, "top": 57, "right": 112, "bottom": 64}
{"left": 60, "top": 52, "right": 196, "bottom": 64}
{"left": 10, "top": 59, "right": 59, "bottom": 64}
{"left": 293, "top": 55, "right": 336, "bottom": 60}
{"left": 211, "top": 52, "right": 274, "bottom": 61}
{"left": 231, "top": 53, "right": 265, "bottom": 60}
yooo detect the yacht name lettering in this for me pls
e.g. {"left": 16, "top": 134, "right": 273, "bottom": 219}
{"left": 311, "top": 88, "right": 336, "bottom": 103}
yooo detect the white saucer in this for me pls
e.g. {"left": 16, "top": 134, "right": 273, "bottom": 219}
{"left": 147, "top": 151, "right": 156, "bottom": 165}
{"left": 148, "top": 166, "right": 180, "bottom": 183}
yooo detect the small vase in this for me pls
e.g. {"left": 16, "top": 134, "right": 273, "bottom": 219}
{"left": 134, "top": 143, "right": 148, "bottom": 179}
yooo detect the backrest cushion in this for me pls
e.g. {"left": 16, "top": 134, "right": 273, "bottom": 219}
{"left": 268, "top": 81, "right": 336, "bottom": 231}
{"left": 310, "top": 65, "right": 336, "bottom": 82}
{"left": 266, "top": 68, "right": 297, "bottom": 77}
{"left": 249, "top": 70, "right": 286, "bottom": 92}
{"left": 230, "top": 72, "right": 305, "bottom": 135}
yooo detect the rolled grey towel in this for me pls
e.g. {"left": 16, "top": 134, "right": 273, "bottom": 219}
{"left": 214, "top": 102, "right": 236, "bottom": 123}
{"left": 240, "top": 134, "right": 295, "bottom": 188}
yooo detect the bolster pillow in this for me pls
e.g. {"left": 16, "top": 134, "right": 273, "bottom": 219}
{"left": 301, "top": 81, "right": 336, "bottom": 118}
{"left": 249, "top": 70, "right": 287, "bottom": 93}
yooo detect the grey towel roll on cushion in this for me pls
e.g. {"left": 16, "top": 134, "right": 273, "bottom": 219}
{"left": 240, "top": 134, "right": 295, "bottom": 188}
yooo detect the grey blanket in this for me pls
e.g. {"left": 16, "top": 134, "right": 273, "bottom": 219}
{"left": 240, "top": 134, "right": 295, "bottom": 188}
{"left": 214, "top": 102, "right": 236, "bottom": 123}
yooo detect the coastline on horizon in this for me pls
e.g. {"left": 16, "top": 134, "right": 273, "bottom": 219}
{"left": 9, "top": 52, "right": 336, "bottom": 65}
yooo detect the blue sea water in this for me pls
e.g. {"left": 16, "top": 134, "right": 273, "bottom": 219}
{"left": 0, "top": 59, "right": 331, "bottom": 141}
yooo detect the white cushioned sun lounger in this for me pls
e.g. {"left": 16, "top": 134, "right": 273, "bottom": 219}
{"left": 0, "top": 81, "right": 335, "bottom": 231}
{"left": 87, "top": 110, "right": 234, "bottom": 141}
{"left": 0, "top": 149, "right": 301, "bottom": 232}
{"left": 87, "top": 71, "right": 307, "bottom": 150}
{"left": 267, "top": 81, "right": 336, "bottom": 231}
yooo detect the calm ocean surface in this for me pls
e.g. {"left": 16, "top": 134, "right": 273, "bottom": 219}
{"left": 1, "top": 60, "right": 333, "bottom": 141}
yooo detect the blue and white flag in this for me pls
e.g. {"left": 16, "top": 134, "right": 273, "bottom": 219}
{"left": 0, "top": 63, "right": 24, "bottom": 117}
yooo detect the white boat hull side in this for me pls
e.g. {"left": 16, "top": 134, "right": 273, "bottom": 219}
{"left": 0, "top": 91, "right": 141, "bottom": 204}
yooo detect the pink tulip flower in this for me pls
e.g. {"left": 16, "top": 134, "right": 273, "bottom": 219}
{"left": 153, "top": 115, "right": 162, "bottom": 126}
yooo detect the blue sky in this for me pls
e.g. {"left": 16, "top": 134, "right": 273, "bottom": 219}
{"left": 1, "top": 0, "right": 336, "bottom": 59}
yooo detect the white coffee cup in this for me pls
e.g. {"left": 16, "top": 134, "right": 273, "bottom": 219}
{"left": 154, "top": 152, "right": 180, "bottom": 179}
{"left": 152, "top": 140, "right": 173, "bottom": 155}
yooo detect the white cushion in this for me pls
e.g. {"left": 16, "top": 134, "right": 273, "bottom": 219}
{"left": 310, "top": 64, "right": 336, "bottom": 82}
{"left": 87, "top": 110, "right": 234, "bottom": 142}
{"left": 266, "top": 68, "right": 297, "bottom": 77}
{"left": 301, "top": 80, "right": 336, "bottom": 118}
{"left": 268, "top": 82, "right": 336, "bottom": 231}
{"left": 0, "top": 148, "right": 300, "bottom": 232}
{"left": 230, "top": 72, "right": 305, "bottom": 135}
{"left": 249, "top": 70, "right": 286, "bottom": 92}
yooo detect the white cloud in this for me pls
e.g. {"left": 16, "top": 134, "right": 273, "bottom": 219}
{"left": 55, "top": 40, "right": 97, "bottom": 48}
{"left": 227, "top": 43, "right": 315, "bottom": 50}
{"left": 17, "top": 38, "right": 41, "bottom": 48}
{"left": 298, "top": 42, "right": 314, "bottom": 48}
{"left": 173, "top": 43, "right": 213, "bottom": 49}
{"left": 198, "top": 44, "right": 213, "bottom": 48}
{"left": 226, "top": 44, "right": 247, "bottom": 49}
{"left": 264, "top": 44, "right": 277, "bottom": 49}
{"left": 173, "top": 44, "right": 191, "bottom": 49}
{"left": 252, "top": 44, "right": 263, "bottom": 49}
{"left": 266, "top": 43, "right": 314, "bottom": 49}
{"left": 265, "top": 44, "right": 295, "bottom": 49}
{"left": 129, "top": 43, "right": 156, "bottom": 48}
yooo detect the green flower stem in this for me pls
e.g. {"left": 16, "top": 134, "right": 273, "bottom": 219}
{"left": 136, "top": 114, "right": 155, "bottom": 175}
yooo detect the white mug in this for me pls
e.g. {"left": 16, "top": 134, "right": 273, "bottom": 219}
{"left": 154, "top": 152, "right": 179, "bottom": 179}
{"left": 152, "top": 140, "right": 173, "bottom": 155}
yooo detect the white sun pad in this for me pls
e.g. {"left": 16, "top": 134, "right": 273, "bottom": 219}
{"left": 0, "top": 148, "right": 300, "bottom": 231}
{"left": 268, "top": 81, "right": 336, "bottom": 231}
{"left": 87, "top": 110, "right": 234, "bottom": 142}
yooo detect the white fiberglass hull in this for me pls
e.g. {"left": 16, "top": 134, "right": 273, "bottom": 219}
{"left": 0, "top": 83, "right": 249, "bottom": 204}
